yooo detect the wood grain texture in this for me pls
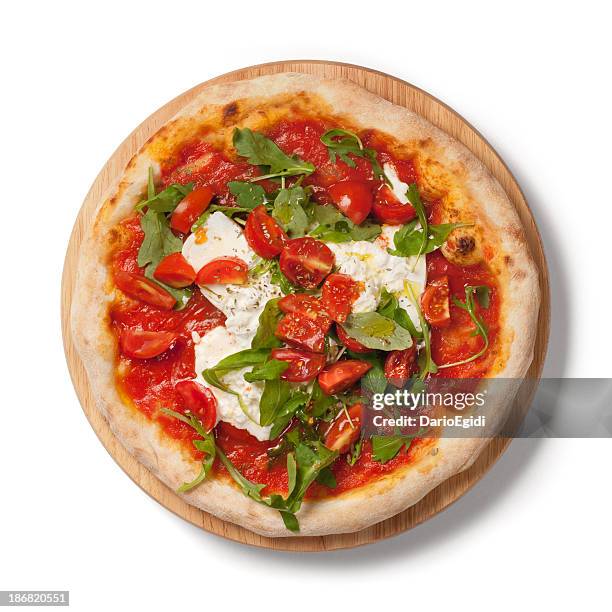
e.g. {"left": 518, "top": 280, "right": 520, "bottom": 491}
{"left": 61, "top": 60, "right": 550, "bottom": 551}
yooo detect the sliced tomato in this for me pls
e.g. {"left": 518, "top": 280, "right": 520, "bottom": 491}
{"left": 275, "top": 313, "right": 326, "bottom": 353}
{"left": 372, "top": 184, "right": 416, "bottom": 225}
{"left": 278, "top": 293, "right": 331, "bottom": 332}
{"left": 114, "top": 270, "right": 176, "bottom": 310}
{"left": 321, "top": 273, "right": 361, "bottom": 323}
{"left": 384, "top": 346, "right": 417, "bottom": 388}
{"left": 318, "top": 360, "right": 372, "bottom": 395}
{"left": 336, "top": 324, "right": 372, "bottom": 354}
{"left": 421, "top": 276, "right": 451, "bottom": 327}
{"left": 170, "top": 186, "right": 214, "bottom": 234}
{"left": 270, "top": 347, "right": 326, "bottom": 382}
{"left": 120, "top": 329, "right": 178, "bottom": 359}
{"left": 279, "top": 237, "right": 335, "bottom": 289}
{"left": 328, "top": 180, "right": 373, "bottom": 225}
{"left": 244, "top": 205, "right": 288, "bottom": 259}
{"left": 175, "top": 380, "right": 217, "bottom": 432}
{"left": 195, "top": 256, "right": 248, "bottom": 285}
{"left": 153, "top": 253, "right": 196, "bottom": 288}
{"left": 323, "top": 403, "right": 363, "bottom": 454}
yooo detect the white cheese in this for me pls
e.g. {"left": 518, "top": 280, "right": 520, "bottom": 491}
{"left": 182, "top": 212, "right": 282, "bottom": 343}
{"left": 326, "top": 224, "right": 426, "bottom": 330}
{"left": 193, "top": 326, "right": 272, "bottom": 441}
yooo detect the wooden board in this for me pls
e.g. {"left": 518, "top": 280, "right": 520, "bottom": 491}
{"left": 61, "top": 60, "right": 550, "bottom": 551}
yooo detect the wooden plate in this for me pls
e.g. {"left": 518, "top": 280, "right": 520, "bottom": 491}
{"left": 61, "top": 60, "right": 550, "bottom": 551}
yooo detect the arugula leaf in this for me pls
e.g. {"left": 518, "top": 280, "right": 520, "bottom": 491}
{"left": 160, "top": 408, "right": 216, "bottom": 492}
{"left": 388, "top": 219, "right": 470, "bottom": 258}
{"left": 272, "top": 186, "right": 309, "bottom": 237}
{"left": 316, "top": 467, "right": 337, "bottom": 488}
{"left": 269, "top": 392, "right": 310, "bottom": 439}
{"left": 228, "top": 181, "right": 266, "bottom": 209}
{"left": 340, "top": 312, "right": 413, "bottom": 351}
{"left": 346, "top": 438, "right": 364, "bottom": 466}
{"left": 406, "top": 284, "right": 438, "bottom": 379}
{"left": 352, "top": 352, "right": 387, "bottom": 395}
{"left": 137, "top": 209, "right": 184, "bottom": 268}
{"left": 259, "top": 379, "right": 292, "bottom": 426}
{"left": 308, "top": 203, "right": 381, "bottom": 243}
{"left": 137, "top": 208, "right": 192, "bottom": 309}
{"left": 287, "top": 441, "right": 338, "bottom": 507}
{"left": 309, "top": 380, "right": 337, "bottom": 418}
{"left": 251, "top": 297, "right": 283, "bottom": 348}
{"left": 270, "top": 260, "right": 296, "bottom": 295}
{"left": 135, "top": 182, "right": 193, "bottom": 213}
{"left": 371, "top": 434, "right": 415, "bottom": 463}
{"left": 233, "top": 128, "right": 315, "bottom": 181}
{"left": 320, "top": 129, "right": 389, "bottom": 183}
{"left": 206, "top": 348, "right": 270, "bottom": 372}
{"left": 244, "top": 359, "right": 289, "bottom": 382}
{"left": 377, "top": 288, "right": 422, "bottom": 340}
{"left": 438, "top": 285, "right": 490, "bottom": 369}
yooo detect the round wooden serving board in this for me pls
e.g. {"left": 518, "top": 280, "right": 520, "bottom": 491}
{"left": 61, "top": 60, "right": 550, "bottom": 551}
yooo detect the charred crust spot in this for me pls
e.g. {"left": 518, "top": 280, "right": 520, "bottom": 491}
{"left": 504, "top": 255, "right": 514, "bottom": 266}
{"left": 107, "top": 228, "right": 119, "bottom": 246}
{"left": 456, "top": 235, "right": 476, "bottom": 255}
{"left": 222, "top": 101, "right": 239, "bottom": 125}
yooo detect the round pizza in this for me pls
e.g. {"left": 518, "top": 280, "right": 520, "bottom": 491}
{"left": 71, "top": 73, "right": 539, "bottom": 536}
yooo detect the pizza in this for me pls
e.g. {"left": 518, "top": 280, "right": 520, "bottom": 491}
{"left": 71, "top": 73, "right": 539, "bottom": 536}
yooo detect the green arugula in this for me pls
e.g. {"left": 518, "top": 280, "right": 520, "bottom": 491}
{"left": 137, "top": 203, "right": 192, "bottom": 308}
{"left": 353, "top": 351, "right": 387, "bottom": 395}
{"left": 308, "top": 380, "right": 337, "bottom": 419}
{"left": 438, "top": 285, "right": 490, "bottom": 369}
{"left": 269, "top": 392, "right": 310, "bottom": 439}
{"left": 377, "top": 288, "right": 423, "bottom": 340}
{"left": 272, "top": 186, "right": 309, "bottom": 238}
{"left": 233, "top": 128, "right": 315, "bottom": 181}
{"left": 259, "top": 379, "right": 292, "bottom": 426}
{"left": 346, "top": 438, "right": 364, "bottom": 466}
{"left": 244, "top": 359, "right": 289, "bottom": 382}
{"left": 371, "top": 434, "right": 415, "bottom": 463}
{"left": 320, "top": 128, "right": 389, "bottom": 184}
{"left": 308, "top": 203, "right": 381, "bottom": 243}
{"left": 160, "top": 408, "right": 216, "bottom": 492}
{"left": 228, "top": 181, "right": 267, "bottom": 209}
{"left": 251, "top": 297, "right": 283, "bottom": 348}
{"left": 135, "top": 168, "right": 194, "bottom": 213}
{"left": 388, "top": 220, "right": 471, "bottom": 259}
{"left": 270, "top": 260, "right": 296, "bottom": 294}
{"left": 340, "top": 312, "right": 413, "bottom": 351}
{"left": 406, "top": 284, "right": 438, "bottom": 379}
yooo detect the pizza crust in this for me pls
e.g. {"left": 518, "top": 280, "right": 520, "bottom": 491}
{"left": 71, "top": 73, "right": 540, "bottom": 537}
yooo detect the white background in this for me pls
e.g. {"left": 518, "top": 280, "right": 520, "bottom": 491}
{"left": 1, "top": 1, "right": 610, "bottom": 610}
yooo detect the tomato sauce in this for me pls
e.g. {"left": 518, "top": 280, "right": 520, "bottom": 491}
{"left": 109, "top": 117, "right": 500, "bottom": 497}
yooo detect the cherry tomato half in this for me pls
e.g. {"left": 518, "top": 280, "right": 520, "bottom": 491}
{"left": 318, "top": 360, "right": 372, "bottom": 395}
{"left": 120, "top": 329, "right": 178, "bottom": 359}
{"left": 170, "top": 186, "right": 214, "bottom": 234}
{"left": 279, "top": 237, "right": 335, "bottom": 289}
{"left": 278, "top": 293, "right": 332, "bottom": 333}
{"left": 421, "top": 276, "right": 451, "bottom": 328}
{"left": 195, "top": 256, "right": 248, "bottom": 285}
{"left": 321, "top": 273, "right": 361, "bottom": 323}
{"left": 275, "top": 313, "right": 326, "bottom": 353}
{"left": 153, "top": 253, "right": 196, "bottom": 288}
{"left": 323, "top": 403, "right": 363, "bottom": 454}
{"left": 336, "top": 324, "right": 372, "bottom": 354}
{"left": 328, "top": 180, "right": 373, "bottom": 225}
{"left": 270, "top": 347, "right": 327, "bottom": 382}
{"left": 372, "top": 184, "right": 416, "bottom": 225}
{"left": 244, "top": 205, "right": 288, "bottom": 259}
{"left": 114, "top": 270, "right": 176, "bottom": 310}
{"left": 384, "top": 346, "right": 417, "bottom": 388}
{"left": 175, "top": 380, "right": 217, "bottom": 432}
